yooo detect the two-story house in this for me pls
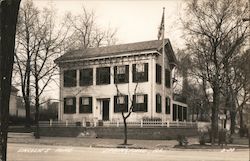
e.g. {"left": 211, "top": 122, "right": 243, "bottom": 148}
{"left": 55, "top": 39, "right": 188, "bottom": 123}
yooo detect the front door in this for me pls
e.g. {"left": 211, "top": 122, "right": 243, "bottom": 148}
{"left": 102, "top": 100, "right": 109, "bottom": 121}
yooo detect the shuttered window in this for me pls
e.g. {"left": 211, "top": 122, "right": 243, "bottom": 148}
{"left": 79, "top": 97, "right": 92, "bottom": 113}
{"left": 156, "top": 94, "right": 162, "bottom": 113}
{"left": 114, "top": 65, "right": 129, "bottom": 84}
{"left": 156, "top": 64, "right": 162, "bottom": 84}
{"left": 165, "top": 97, "right": 171, "bottom": 114}
{"left": 132, "top": 63, "right": 148, "bottom": 82}
{"left": 173, "top": 104, "right": 177, "bottom": 121}
{"left": 114, "top": 95, "right": 128, "bottom": 113}
{"left": 64, "top": 97, "right": 76, "bottom": 114}
{"left": 165, "top": 69, "right": 171, "bottom": 88}
{"left": 80, "top": 68, "right": 93, "bottom": 86}
{"left": 63, "top": 70, "right": 76, "bottom": 87}
{"left": 132, "top": 94, "right": 148, "bottom": 112}
{"left": 96, "top": 67, "right": 110, "bottom": 85}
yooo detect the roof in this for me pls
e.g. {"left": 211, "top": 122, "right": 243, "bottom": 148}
{"left": 55, "top": 39, "right": 177, "bottom": 64}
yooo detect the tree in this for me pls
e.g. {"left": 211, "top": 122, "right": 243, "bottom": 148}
{"left": 64, "top": 7, "right": 117, "bottom": 50}
{"left": 15, "top": 0, "right": 67, "bottom": 138}
{"left": 0, "top": 0, "right": 21, "bottom": 160}
{"left": 182, "top": 0, "right": 249, "bottom": 145}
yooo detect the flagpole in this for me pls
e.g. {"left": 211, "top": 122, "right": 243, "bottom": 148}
{"left": 162, "top": 7, "right": 165, "bottom": 121}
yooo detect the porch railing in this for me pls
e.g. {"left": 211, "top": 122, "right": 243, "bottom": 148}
{"left": 39, "top": 119, "right": 197, "bottom": 128}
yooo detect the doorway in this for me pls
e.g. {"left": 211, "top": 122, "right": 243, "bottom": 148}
{"left": 102, "top": 99, "right": 109, "bottom": 121}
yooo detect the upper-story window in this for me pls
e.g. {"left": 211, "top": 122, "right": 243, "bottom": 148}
{"left": 64, "top": 97, "right": 76, "bottom": 114}
{"left": 132, "top": 94, "right": 148, "bottom": 112}
{"left": 132, "top": 63, "right": 148, "bottom": 82}
{"left": 156, "top": 64, "right": 162, "bottom": 84}
{"left": 165, "top": 69, "right": 171, "bottom": 88}
{"left": 64, "top": 70, "right": 76, "bottom": 87}
{"left": 79, "top": 97, "right": 92, "bottom": 113}
{"left": 80, "top": 68, "right": 93, "bottom": 86}
{"left": 96, "top": 67, "right": 110, "bottom": 85}
{"left": 114, "top": 65, "right": 129, "bottom": 84}
{"left": 156, "top": 94, "right": 162, "bottom": 113}
{"left": 114, "top": 95, "right": 128, "bottom": 113}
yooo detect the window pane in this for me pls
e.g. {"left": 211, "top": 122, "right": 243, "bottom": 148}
{"left": 66, "top": 98, "right": 73, "bottom": 105}
{"left": 97, "top": 67, "right": 110, "bottom": 84}
{"left": 64, "top": 70, "right": 76, "bottom": 87}
{"left": 136, "top": 64, "right": 144, "bottom": 72}
{"left": 117, "top": 96, "right": 125, "bottom": 104}
{"left": 117, "top": 66, "right": 126, "bottom": 74}
{"left": 136, "top": 95, "right": 144, "bottom": 103}
{"left": 82, "top": 97, "right": 89, "bottom": 105}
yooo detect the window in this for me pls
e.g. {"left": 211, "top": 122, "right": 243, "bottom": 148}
{"left": 178, "top": 105, "right": 183, "bottom": 121}
{"left": 64, "top": 97, "right": 76, "bottom": 114}
{"left": 173, "top": 104, "right": 177, "bottom": 121}
{"left": 79, "top": 97, "right": 92, "bottom": 113}
{"left": 63, "top": 70, "right": 76, "bottom": 87}
{"left": 156, "top": 94, "right": 162, "bottom": 113}
{"left": 165, "top": 69, "right": 171, "bottom": 88}
{"left": 156, "top": 64, "right": 162, "bottom": 84}
{"left": 132, "top": 63, "right": 148, "bottom": 82}
{"left": 114, "top": 65, "right": 129, "bottom": 83}
{"left": 80, "top": 68, "right": 93, "bottom": 86}
{"left": 96, "top": 67, "right": 110, "bottom": 85}
{"left": 183, "top": 107, "right": 187, "bottom": 121}
{"left": 114, "top": 95, "right": 128, "bottom": 113}
{"left": 165, "top": 97, "right": 171, "bottom": 114}
{"left": 132, "top": 94, "right": 147, "bottom": 112}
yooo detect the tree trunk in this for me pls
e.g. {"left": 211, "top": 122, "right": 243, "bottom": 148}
{"left": 230, "top": 110, "right": 236, "bottom": 134}
{"left": 122, "top": 113, "right": 128, "bottom": 145}
{"left": 24, "top": 96, "right": 31, "bottom": 128}
{"left": 0, "top": 1, "right": 21, "bottom": 160}
{"left": 239, "top": 109, "right": 243, "bottom": 129}
{"left": 211, "top": 86, "right": 219, "bottom": 145}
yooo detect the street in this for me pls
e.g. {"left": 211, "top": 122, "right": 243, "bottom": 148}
{"left": 7, "top": 143, "right": 249, "bottom": 161}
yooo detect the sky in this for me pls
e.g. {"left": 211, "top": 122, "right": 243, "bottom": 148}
{"left": 24, "top": 0, "right": 188, "bottom": 100}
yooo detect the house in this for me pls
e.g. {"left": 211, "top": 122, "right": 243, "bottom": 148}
{"left": 55, "top": 39, "right": 188, "bottom": 123}
{"left": 9, "top": 86, "right": 25, "bottom": 117}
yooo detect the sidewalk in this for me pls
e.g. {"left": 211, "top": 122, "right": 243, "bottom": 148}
{"left": 8, "top": 135, "right": 196, "bottom": 150}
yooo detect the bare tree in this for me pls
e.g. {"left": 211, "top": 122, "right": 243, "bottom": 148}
{"left": 14, "top": 0, "right": 67, "bottom": 137}
{"left": 64, "top": 7, "right": 117, "bottom": 50}
{"left": 182, "top": 0, "right": 249, "bottom": 145}
{"left": 0, "top": 0, "right": 21, "bottom": 160}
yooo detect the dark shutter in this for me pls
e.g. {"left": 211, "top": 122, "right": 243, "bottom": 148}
{"left": 96, "top": 68, "right": 100, "bottom": 85}
{"left": 144, "top": 94, "right": 148, "bottom": 112}
{"left": 132, "top": 95, "right": 136, "bottom": 112}
{"left": 156, "top": 64, "right": 162, "bottom": 84}
{"left": 114, "top": 66, "right": 117, "bottom": 84}
{"left": 156, "top": 94, "right": 162, "bottom": 113}
{"left": 124, "top": 95, "right": 128, "bottom": 112}
{"left": 144, "top": 63, "right": 148, "bottom": 81}
{"left": 166, "top": 97, "right": 171, "bottom": 114}
{"left": 89, "top": 97, "right": 93, "bottom": 113}
{"left": 183, "top": 107, "right": 187, "bottom": 121}
{"left": 125, "top": 65, "right": 129, "bottom": 83}
{"left": 173, "top": 104, "right": 177, "bottom": 121}
{"left": 178, "top": 105, "right": 183, "bottom": 121}
{"left": 165, "top": 69, "right": 171, "bottom": 88}
{"left": 72, "top": 97, "right": 76, "bottom": 113}
{"left": 114, "top": 96, "right": 118, "bottom": 113}
{"left": 63, "top": 98, "right": 67, "bottom": 113}
{"left": 132, "top": 64, "right": 136, "bottom": 82}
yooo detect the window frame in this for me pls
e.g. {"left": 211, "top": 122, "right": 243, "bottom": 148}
{"left": 156, "top": 94, "right": 162, "bottom": 113}
{"left": 114, "top": 95, "right": 128, "bottom": 113}
{"left": 63, "top": 70, "right": 77, "bottom": 87}
{"left": 64, "top": 97, "right": 76, "bottom": 114}
{"left": 96, "top": 67, "right": 110, "bottom": 85}
{"left": 80, "top": 68, "right": 93, "bottom": 86}
{"left": 114, "top": 65, "right": 129, "bottom": 84}
{"left": 79, "top": 97, "right": 92, "bottom": 113}
{"left": 132, "top": 94, "right": 148, "bottom": 112}
{"left": 132, "top": 63, "right": 148, "bottom": 82}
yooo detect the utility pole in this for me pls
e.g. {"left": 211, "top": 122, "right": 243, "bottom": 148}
{"left": 0, "top": 0, "right": 21, "bottom": 160}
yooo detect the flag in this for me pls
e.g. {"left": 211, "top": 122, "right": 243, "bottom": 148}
{"left": 157, "top": 8, "right": 165, "bottom": 40}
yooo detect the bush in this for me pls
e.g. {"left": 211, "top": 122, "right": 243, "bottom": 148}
{"left": 142, "top": 117, "right": 162, "bottom": 121}
{"left": 199, "top": 131, "right": 208, "bottom": 145}
{"left": 239, "top": 126, "right": 248, "bottom": 137}
{"left": 177, "top": 135, "right": 188, "bottom": 146}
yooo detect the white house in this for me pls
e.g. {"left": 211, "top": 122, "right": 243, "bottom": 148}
{"left": 55, "top": 39, "right": 188, "bottom": 123}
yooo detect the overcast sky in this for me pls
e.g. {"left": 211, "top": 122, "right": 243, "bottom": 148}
{"left": 26, "top": 0, "right": 187, "bottom": 100}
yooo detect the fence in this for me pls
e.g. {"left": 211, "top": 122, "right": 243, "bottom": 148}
{"left": 39, "top": 120, "right": 197, "bottom": 128}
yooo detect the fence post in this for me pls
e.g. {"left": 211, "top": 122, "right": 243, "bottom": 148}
{"left": 82, "top": 118, "right": 86, "bottom": 127}
{"left": 167, "top": 120, "right": 170, "bottom": 127}
{"left": 66, "top": 119, "right": 68, "bottom": 127}
{"left": 184, "top": 120, "right": 186, "bottom": 127}
{"left": 116, "top": 121, "right": 119, "bottom": 127}
{"left": 177, "top": 119, "right": 179, "bottom": 127}
{"left": 140, "top": 119, "right": 143, "bottom": 127}
{"left": 49, "top": 119, "right": 53, "bottom": 127}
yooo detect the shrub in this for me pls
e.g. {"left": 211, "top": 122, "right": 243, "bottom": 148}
{"left": 199, "top": 131, "right": 207, "bottom": 145}
{"left": 239, "top": 126, "right": 248, "bottom": 137}
{"left": 177, "top": 135, "right": 188, "bottom": 146}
